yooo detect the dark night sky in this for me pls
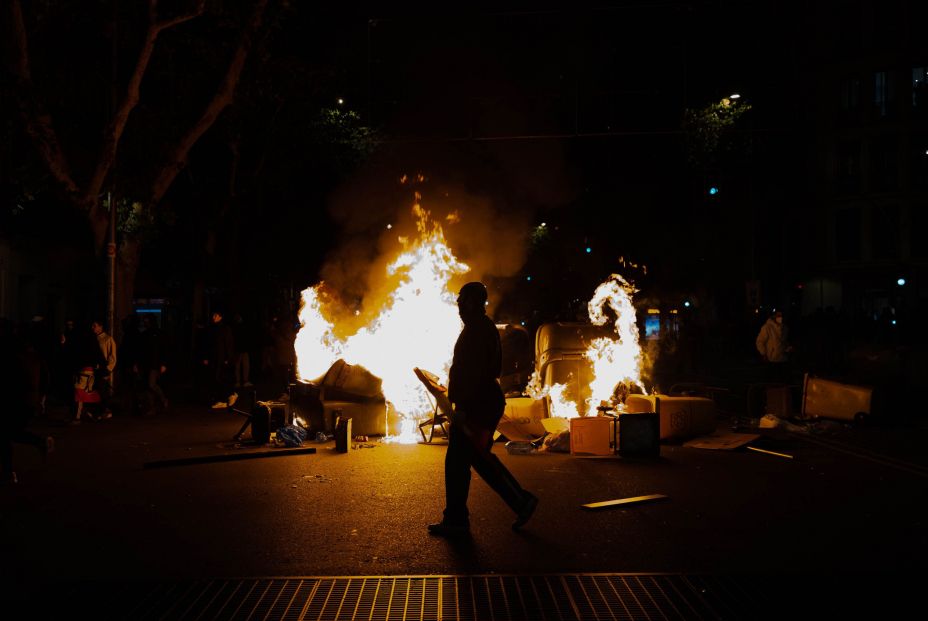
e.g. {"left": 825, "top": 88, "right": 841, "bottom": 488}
{"left": 3, "top": 1, "right": 811, "bottom": 324}
{"left": 275, "top": 2, "right": 803, "bottom": 309}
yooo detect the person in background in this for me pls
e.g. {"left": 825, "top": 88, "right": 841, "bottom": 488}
{"left": 91, "top": 319, "right": 117, "bottom": 419}
{"left": 427, "top": 282, "right": 538, "bottom": 537}
{"left": 203, "top": 310, "right": 237, "bottom": 409}
{"left": 136, "top": 315, "right": 169, "bottom": 414}
{"left": 755, "top": 309, "right": 792, "bottom": 384}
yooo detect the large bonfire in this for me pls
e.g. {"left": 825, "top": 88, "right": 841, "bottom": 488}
{"left": 295, "top": 198, "right": 468, "bottom": 442}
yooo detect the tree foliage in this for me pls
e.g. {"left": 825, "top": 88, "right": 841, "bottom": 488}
{"left": 682, "top": 96, "right": 752, "bottom": 167}
{"left": 311, "top": 107, "right": 379, "bottom": 175}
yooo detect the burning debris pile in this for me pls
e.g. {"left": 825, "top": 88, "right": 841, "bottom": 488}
{"left": 526, "top": 274, "right": 650, "bottom": 418}
{"left": 294, "top": 196, "right": 652, "bottom": 443}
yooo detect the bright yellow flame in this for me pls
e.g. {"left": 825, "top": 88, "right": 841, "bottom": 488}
{"left": 295, "top": 203, "right": 469, "bottom": 443}
{"left": 528, "top": 273, "right": 646, "bottom": 417}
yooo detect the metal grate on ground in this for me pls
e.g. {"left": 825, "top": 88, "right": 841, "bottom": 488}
{"left": 65, "top": 573, "right": 768, "bottom": 620}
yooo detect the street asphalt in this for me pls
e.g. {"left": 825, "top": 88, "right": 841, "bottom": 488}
{"left": 2, "top": 388, "right": 927, "bottom": 618}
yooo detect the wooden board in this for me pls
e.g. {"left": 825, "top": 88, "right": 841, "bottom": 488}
{"left": 581, "top": 494, "right": 668, "bottom": 510}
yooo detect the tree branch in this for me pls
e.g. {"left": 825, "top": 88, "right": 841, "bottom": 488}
{"left": 6, "top": 0, "right": 81, "bottom": 203}
{"left": 148, "top": 0, "right": 269, "bottom": 208}
{"left": 154, "top": 0, "right": 206, "bottom": 32}
{"left": 85, "top": 0, "right": 206, "bottom": 207}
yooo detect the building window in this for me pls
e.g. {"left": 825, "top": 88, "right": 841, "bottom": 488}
{"left": 835, "top": 140, "right": 861, "bottom": 194}
{"left": 871, "top": 204, "right": 900, "bottom": 260}
{"left": 839, "top": 75, "right": 860, "bottom": 122}
{"left": 869, "top": 136, "right": 898, "bottom": 192}
{"left": 913, "top": 66, "right": 928, "bottom": 108}
{"left": 836, "top": 207, "right": 861, "bottom": 262}
{"left": 873, "top": 70, "right": 889, "bottom": 118}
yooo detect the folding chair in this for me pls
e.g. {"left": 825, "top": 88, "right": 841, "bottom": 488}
{"left": 413, "top": 367, "right": 453, "bottom": 443}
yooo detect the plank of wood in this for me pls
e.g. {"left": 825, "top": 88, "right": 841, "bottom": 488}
{"left": 746, "top": 446, "right": 794, "bottom": 459}
{"left": 581, "top": 494, "right": 668, "bottom": 510}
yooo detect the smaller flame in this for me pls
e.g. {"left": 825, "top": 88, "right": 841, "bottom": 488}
{"left": 528, "top": 273, "right": 647, "bottom": 417}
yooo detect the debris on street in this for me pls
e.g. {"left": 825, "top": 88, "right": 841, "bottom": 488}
{"left": 582, "top": 494, "right": 668, "bottom": 510}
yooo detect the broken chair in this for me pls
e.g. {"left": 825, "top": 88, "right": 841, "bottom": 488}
{"left": 413, "top": 367, "right": 453, "bottom": 443}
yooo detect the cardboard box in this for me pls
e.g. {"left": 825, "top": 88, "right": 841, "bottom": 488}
{"left": 569, "top": 416, "right": 615, "bottom": 456}
{"left": 625, "top": 395, "right": 717, "bottom": 441}
{"left": 498, "top": 397, "right": 549, "bottom": 441}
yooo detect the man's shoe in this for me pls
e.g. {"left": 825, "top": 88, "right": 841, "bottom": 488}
{"left": 211, "top": 401, "right": 229, "bottom": 409}
{"left": 512, "top": 493, "right": 538, "bottom": 530}
{"left": 427, "top": 521, "right": 470, "bottom": 537}
{"left": 227, "top": 393, "right": 238, "bottom": 407}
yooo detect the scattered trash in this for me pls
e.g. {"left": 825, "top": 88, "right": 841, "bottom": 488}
{"left": 581, "top": 494, "right": 668, "bottom": 511}
{"left": 315, "top": 431, "right": 334, "bottom": 442}
{"left": 505, "top": 440, "right": 535, "bottom": 455}
{"left": 759, "top": 414, "right": 782, "bottom": 429}
{"left": 540, "top": 430, "right": 571, "bottom": 453}
{"left": 277, "top": 424, "right": 307, "bottom": 447}
{"left": 353, "top": 435, "right": 369, "bottom": 442}
{"left": 303, "top": 474, "right": 332, "bottom": 483}
{"left": 781, "top": 420, "right": 811, "bottom": 434}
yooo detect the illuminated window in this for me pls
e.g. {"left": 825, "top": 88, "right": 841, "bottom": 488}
{"left": 644, "top": 311, "right": 660, "bottom": 340}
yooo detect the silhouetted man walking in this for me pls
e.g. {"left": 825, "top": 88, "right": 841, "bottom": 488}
{"left": 428, "top": 282, "right": 538, "bottom": 537}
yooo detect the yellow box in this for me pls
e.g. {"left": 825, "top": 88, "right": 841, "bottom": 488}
{"left": 569, "top": 416, "right": 615, "bottom": 456}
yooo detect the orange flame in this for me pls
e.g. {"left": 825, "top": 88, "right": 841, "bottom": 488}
{"left": 528, "top": 274, "right": 647, "bottom": 417}
{"left": 295, "top": 203, "right": 469, "bottom": 442}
